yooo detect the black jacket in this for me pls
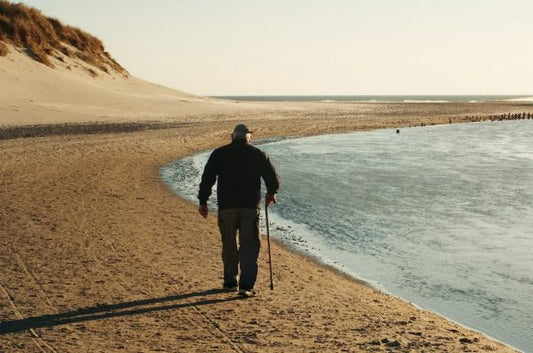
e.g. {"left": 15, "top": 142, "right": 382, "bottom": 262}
{"left": 198, "top": 140, "right": 280, "bottom": 210}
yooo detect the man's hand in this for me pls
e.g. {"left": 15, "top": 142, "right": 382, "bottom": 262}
{"left": 199, "top": 204, "right": 208, "bottom": 219}
{"left": 265, "top": 193, "right": 276, "bottom": 208}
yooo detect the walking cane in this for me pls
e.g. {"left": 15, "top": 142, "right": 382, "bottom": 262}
{"left": 265, "top": 202, "right": 274, "bottom": 290}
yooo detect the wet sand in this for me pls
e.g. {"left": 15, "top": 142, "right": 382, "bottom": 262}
{"left": 1, "top": 105, "right": 528, "bottom": 352}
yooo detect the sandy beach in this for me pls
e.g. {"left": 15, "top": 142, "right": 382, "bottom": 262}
{"left": 2, "top": 31, "right": 533, "bottom": 351}
{"left": 2, "top": 101, "right": 531, "bottom": 352}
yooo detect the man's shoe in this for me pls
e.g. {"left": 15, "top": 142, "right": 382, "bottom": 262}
{"left": 238, "top": 289, "right": 257, "bottom": 298}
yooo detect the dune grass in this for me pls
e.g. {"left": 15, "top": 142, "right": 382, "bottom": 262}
{"left": 0, "top": 40, "right": 8, "bottom": 56}
{"left": 0, "top": 1, "right": 126, "bottom": 76}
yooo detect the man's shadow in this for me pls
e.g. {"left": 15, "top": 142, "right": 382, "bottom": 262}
{"left": 0, "top": 288, "right": 242, "bottom": 334}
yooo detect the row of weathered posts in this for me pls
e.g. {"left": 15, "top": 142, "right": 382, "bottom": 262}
{"left": 459, "top": 112, "right": 532, "bottom": 122}
{"left": 409, "top": 111, "right": 532, "bottom": 128}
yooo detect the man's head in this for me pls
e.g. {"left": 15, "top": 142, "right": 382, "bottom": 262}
{"left": 232, "top": 124, "right": 253, "bottom": 142}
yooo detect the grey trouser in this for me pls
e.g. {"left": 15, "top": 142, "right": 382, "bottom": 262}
{"left": 218, "top": 208, "right": 261, "bottom": 290}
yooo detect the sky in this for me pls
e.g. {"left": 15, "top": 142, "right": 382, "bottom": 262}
{"left": 18, "top": 0, "right": 533, "bottom": 96}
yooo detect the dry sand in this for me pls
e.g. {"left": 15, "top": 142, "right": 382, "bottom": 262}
{"left": 1, "top": 45, "right": 531, "bottom": 352}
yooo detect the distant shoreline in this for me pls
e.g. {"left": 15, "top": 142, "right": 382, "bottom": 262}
{"left": 212, "top": 94, "right": 533, "bottom": 103}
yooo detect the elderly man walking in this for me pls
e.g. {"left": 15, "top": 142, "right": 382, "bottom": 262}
{"left": 198, "top": 124, "right": 280, "bottom": 297}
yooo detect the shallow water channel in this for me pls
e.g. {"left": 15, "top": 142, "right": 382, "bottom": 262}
{"left": 162, "top": 120, "right": 533, "bottom": 352}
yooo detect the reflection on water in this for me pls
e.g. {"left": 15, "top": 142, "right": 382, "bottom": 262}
{"left": 162, "top": 120, "right": 533, "bottom": 352}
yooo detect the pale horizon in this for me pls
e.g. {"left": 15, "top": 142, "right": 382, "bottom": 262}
{"left": 17, "top": 0, "right": 533, "bottom": 97}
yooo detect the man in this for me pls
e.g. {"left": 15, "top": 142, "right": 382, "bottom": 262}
{"left": 198, "top": 124, "right": 280, "bottom": 297}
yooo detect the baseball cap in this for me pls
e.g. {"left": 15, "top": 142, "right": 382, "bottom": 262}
{"left": 233, "top": 124, "right": 253, "bottom": 134}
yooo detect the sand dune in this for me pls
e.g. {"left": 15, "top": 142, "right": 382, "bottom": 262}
{"left": 4, "top": 43, "right": 531, "bottom": 130}
{"left": 3, "top": 39, "right": 532, "bottom": 131}
{"left": 0, "top": 46, "right": 246, "bottom": 126}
